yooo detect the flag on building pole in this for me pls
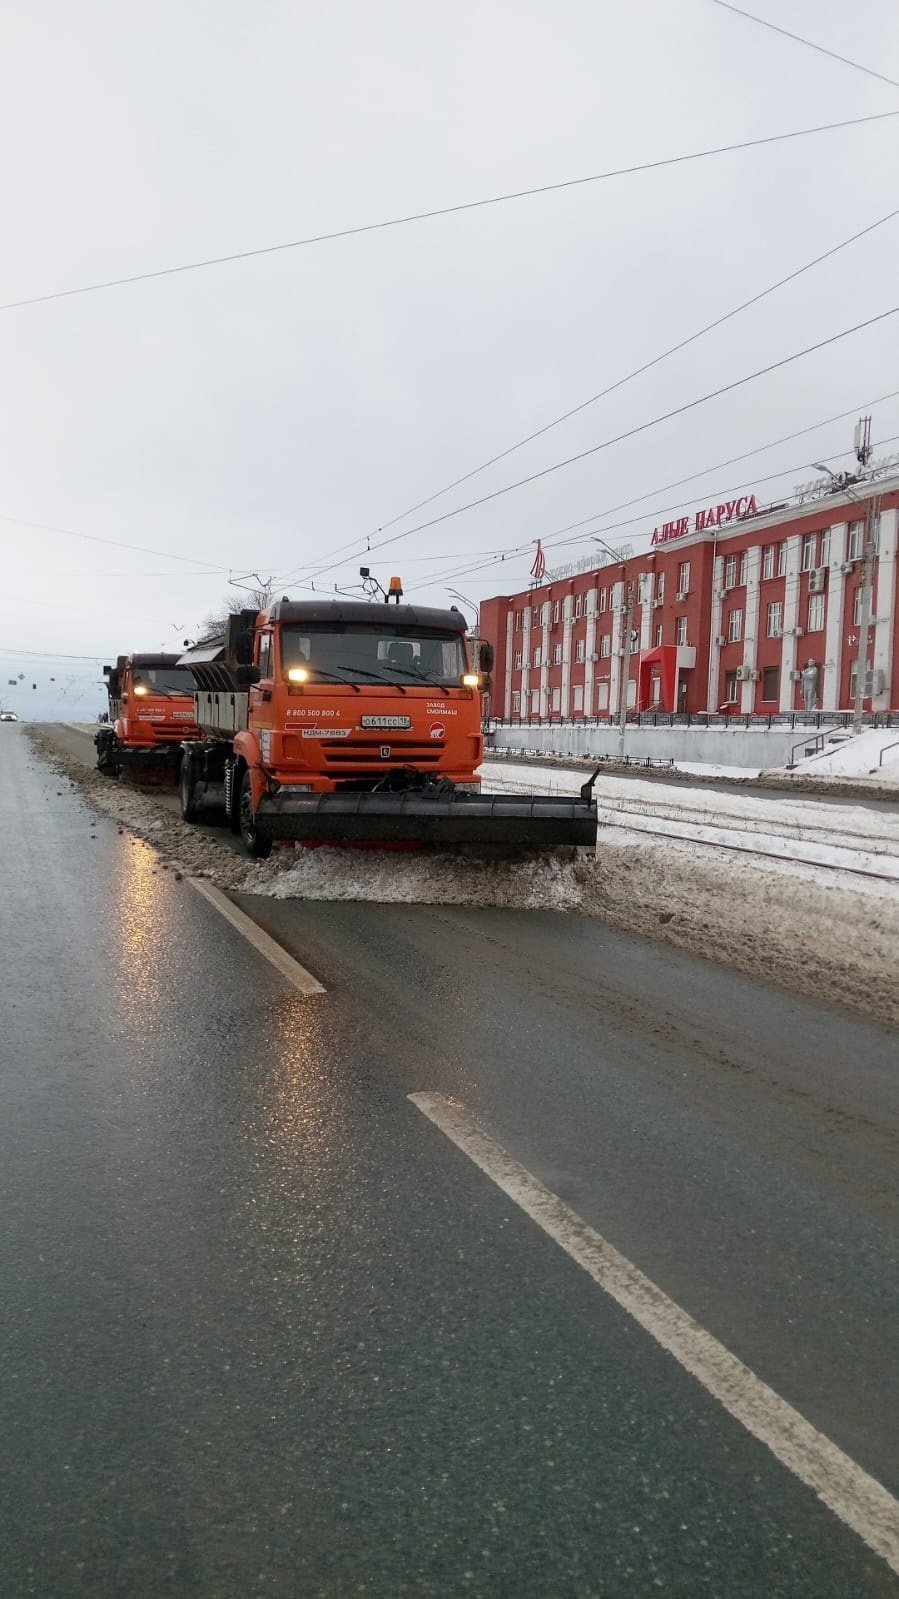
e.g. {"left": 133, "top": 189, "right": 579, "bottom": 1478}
{"left": 530, "top": 539, "right": 546, "bottom": 582}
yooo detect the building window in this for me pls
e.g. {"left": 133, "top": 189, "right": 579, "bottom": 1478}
{"left": 739, "top": 551, "right": 748, "bottom": 586}
{"left": 762, "top": 543, "right": 775, "bottom": 579}
{"left": 650, "top": 673, "right": 661, "bottom": 705}
{"left": 724, "top": 670, "right": 738, "bottom": 703}
{"left": 656, "top": 572, "right": 665, "bottom": 602}
{"left": 514, "top": 610, "right": 523, "bottom": 630}
{"left": 766, "top": 601, "right": 783, "bottom": 637}
{"left": 511, "top": 691, "right": 521, "bottom": 713}
{"left": 637, "top": 574, "right": 651, "bottom": 605}
{"left": 654, "top": 623, "right": 663, "bottom": 647}
{"left": 552, "top": 643, "right": 562, "bottom": 665}
{"left": 600, "top": 634, "right": 612, "bottom": 658}
{"left": 552, "top": 600, "right": 560, "bottom": 624}
{"left": 551, "top": 686, "right": 561, "bottom": 712}
{"left": 777, "top": 542, "right": 787, "bottom": 576}
{"left": 572, "top": 684, "right": 584, "bottom": 712}
{"left": 530, "top": 689, "right": 540, "bottom": 713}
{"left": 821, "top": 528, "right": 831, "bottom": 567}
{"left": 762, "top": 666, "right": 779, "bottom": 702}
{"left": 724, "top": 554, "right": 738, "bottom": 588}
{"left": 807, "top": 593, "right": 824, "bottom": 632}
{"left": 728, "top": 608, "right": 743, "bottom": 642}
{"left": 801, "top": 532, "right": 817, "bottom": 571}
{"left": 574, "top": 593, "right": 584, "bottom": 619}
{"left": 675, "top": 615, "right": 688, "bottom": 645}
{"left": 598, "top": 588, "right": 607, "bottom": 613}
{"left": 847, "top": 520, "right": 863, "bottom": 561}
{"left": 596, "top": 682, "right": 609, "bottom": 711}
{"left": 853, "top": 587, "right": 864, "bottom": 626}
{"left": 514, "top": 650, "right": 523, "bottom": 669}
{"left": 532, "top": 647, "right": 542, "bottom": 669}
{"left": 677, "top": 561, "right": 690, "bottom": 594}
{"left": 575, "top": 638, "right": 585, "bottom": 663}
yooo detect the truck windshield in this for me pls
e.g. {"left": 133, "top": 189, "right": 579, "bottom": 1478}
{"left": 132, "top": 668, "right": 195, "bottom": 695}
{"left": 280, "top": 625, "right": 467, "bottom": 687}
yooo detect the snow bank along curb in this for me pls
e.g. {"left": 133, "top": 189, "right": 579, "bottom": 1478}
{"left": 27, "top": 726, "right": 899, "bottom": 1030}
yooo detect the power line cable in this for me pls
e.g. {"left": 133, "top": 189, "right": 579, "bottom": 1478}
{"left": 708, "top": 1, "right": 899, "bottom": 93}
{"left": 285, "top": 304, "right": 899, "bottom": 584}
{"left": 404, "top": 396, "right": 899, "bottom": 588}
{"left": 3, "top": 111, "right": 899, "bottom": 315}
{"left": 422, "top": 433, "right": 899, "bottom": 594}
{"left": 308, "top": 202, "right": 899, "bottom": 565}
{"left": 0, "top": 513, "right": 229, "bottom": 572}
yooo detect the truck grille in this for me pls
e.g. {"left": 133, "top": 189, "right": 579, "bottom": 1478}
{"left": 322, "top": 737, "right": 445, "bottom": 766}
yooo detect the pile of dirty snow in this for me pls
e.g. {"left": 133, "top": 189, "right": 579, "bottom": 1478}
{"left": 254, "top": 848, "right": 589, "bottom": 910}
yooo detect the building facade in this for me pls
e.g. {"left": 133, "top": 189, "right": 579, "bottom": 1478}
{"left": 479, "top": 476, "right": 899, "bottom": 719}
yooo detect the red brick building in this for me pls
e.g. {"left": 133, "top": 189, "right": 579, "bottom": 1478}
{"left": 479, "top": 475, "right": 899, "bottom": 720}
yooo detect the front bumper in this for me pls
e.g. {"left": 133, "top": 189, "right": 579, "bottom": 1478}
{"left": 254, "top": 789, "right": 597, "bottom": 848}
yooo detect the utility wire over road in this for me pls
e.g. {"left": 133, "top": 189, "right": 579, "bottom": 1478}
{"left": 2, "top": 112, "right": 898, "bottom": 314}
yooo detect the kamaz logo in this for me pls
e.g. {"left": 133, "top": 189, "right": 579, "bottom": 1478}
{"left": 380, "top": 745, "right": 391, "bottom": 759}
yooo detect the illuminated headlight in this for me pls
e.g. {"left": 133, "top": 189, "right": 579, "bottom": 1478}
{"left": 288, "top": 667, "right": 309, "bottom": 683}
{"left": 461, "top": 673, "right": 480, "bottom": 689}
{"left": 133, "top": 684, "right": 148, "bottom": 696}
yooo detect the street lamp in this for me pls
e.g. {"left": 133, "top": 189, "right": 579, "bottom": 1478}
{"left": 592, "top": 537, "right": 633, "bottom": 758}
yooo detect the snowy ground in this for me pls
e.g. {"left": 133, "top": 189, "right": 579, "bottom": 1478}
{"left": 775, "top": 726, "right": 899, "bottom": 783}
{"left": 27, "top": 725, "right": 899, "bottom": 1028}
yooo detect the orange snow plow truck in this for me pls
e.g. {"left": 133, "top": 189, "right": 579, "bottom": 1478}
{"left": 177, "top": 598, "right": 598, "bottom": 857}
{"left": 95, "top": 653, "right": 200, "bottom": 780}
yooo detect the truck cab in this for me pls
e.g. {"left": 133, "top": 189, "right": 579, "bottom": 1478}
{"left": 95, "top": 653, "right": 200, "bottom": 778}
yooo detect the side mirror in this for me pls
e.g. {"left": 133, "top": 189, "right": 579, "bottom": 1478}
{"left": 234, "top": 664, "right": 261, "bottom": 687}
{"left": 479, "top": 641, "right": 495, "bottom": 672}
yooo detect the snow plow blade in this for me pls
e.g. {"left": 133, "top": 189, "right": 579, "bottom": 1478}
{"left": 254, "top": 790, "right": 598, "bottom": 848}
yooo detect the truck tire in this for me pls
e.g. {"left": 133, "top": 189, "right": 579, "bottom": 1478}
{"left": 96, "top": 731, "right": 119, "bottom": 778}
{"left": 180, "top": 757, "right": 199, "bottom": 821}
{"left": 239, "top": 769, "right": 272, "bottom": 859}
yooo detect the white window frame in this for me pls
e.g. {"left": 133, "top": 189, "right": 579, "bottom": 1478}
{"left": 600, "top": 634, "right": 612, "bottom": 658}
{"left": 777, "top": 542, "right": 788, "bottom": 577}
{"left": 727, "top": 608, "right": 743, "bottom": 643}
{"left": 820, "top": 528, "right": 831, "bottom": 567}
{"left": 514, "top": 650, "right": 523, "bottom": 669}
{"left": 801, "top": 533, "right": 817, "bottom": 572}
{"left": 530, "top": 688, "right": 540, "bottom": 713}
{"left": 511, "top": 691, "right": 521, "bottom": 713}
{"left": 807, "top": 593, "right": 824, "bottom": 632}
{"left": 848, "top": 521, "right": 863, "bottom": 561}
{"left": 575, "top": 638, "right": 585, "bottom": 663}
{"left": 724, "top": 554, "right": 738, "bottom": 589}
{"left": 739, "top": 551, "right": 748, "bottom": 586}
{"left": 675, "top": 615, "right": 688, "bottom": 646}
{"left": 656, "top": 572, "right": 665, "bottom": 602}
{"left": 596, "top": 682, "right": 609, "bottom": 711}
{"left": 724, "top": 670, "right": 738, "bottom": 702}
{"left": 574, "top": 593, "right": 584, "bottom": 619}
{"left": 766, "top": 600, "right": 783, "bottom": 637}
{"left": 532, "top": 647, "right": 542, "bottom": 669}
{"left": 552, "top": 599, "right": 560, "bottom": 624}
{"left": 598, "top": 588, "right": 607, "bottom": 613}
{"left": 677, "top": 561, "right": 690, "bottom": 593}
{"left": 551, "top": 686, "right": 561, "bottom": 712}
{"left": 552, "top": 643, "right": 562, "bottom": 665}
{"left": 762, "top": 544, "right": 775, "bottom": 580}
{"left": 654, "top": 623, "right": 663, "bottom": 647}
{"left": 853, "top": 587, "right": 864, "bottom": 626}
{"left": 572, "top": 683, "right": 584, "bottom": 712}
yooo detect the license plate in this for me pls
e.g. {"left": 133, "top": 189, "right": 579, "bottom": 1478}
{"left": 360, "top": 715, "right": 411, "bottom": 729}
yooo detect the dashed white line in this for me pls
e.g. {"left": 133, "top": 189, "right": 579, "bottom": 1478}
{"left": 409, "top": 1091, "right": 899, "bottom": 1577}
{"left": 188, "top": 877, "right": 325, "bottom": 996}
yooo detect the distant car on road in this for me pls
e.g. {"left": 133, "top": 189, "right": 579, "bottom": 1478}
{"left": 0, "top": 711, "right": 18, "bottom": 722}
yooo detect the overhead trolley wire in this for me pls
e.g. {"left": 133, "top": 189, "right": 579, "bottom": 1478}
{"left": 3, "top": 111, "right": 899, "bottom": 315}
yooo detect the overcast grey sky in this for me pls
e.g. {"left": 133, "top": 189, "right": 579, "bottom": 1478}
{"left": 2, "top": 0, "right": 898, "bottom": 711}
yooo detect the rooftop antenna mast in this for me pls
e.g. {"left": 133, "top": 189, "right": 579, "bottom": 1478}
{"left": 854, "top": 414, "right": 872, "bottom": 468}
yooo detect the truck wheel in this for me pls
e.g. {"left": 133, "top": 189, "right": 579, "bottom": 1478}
{"left": 239, "top": 770, "right": 271, "bottom": 859}
{"left": 96, "top": 734, "right": 119, "bottom": 778}
{"left": 180, "top": 758, "right": 199, "bottom": 821}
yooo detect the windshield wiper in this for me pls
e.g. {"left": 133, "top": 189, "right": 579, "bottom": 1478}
{"left": 380, "top": 664, "right": 449, "bottom": 696}
{"left": 298, "top": 667, "right": 361, "bottom": 693}
{"left": 335, "top": 664, "right": 406, "bottom": 694}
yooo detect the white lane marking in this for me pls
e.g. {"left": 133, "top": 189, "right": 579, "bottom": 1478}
{"left": 409, "top": 1092, "right": 899, "bottom": 1577}
{"left": 188, "top": 877, "right": 325, "bottom": 996}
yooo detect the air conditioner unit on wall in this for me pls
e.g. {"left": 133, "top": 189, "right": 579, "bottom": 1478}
{"left": 589, "top": 652, "right": 600, "bottom": 662}
{"left": 839, "top": 561, "right": 855, "bottom": 574}
{"left": 715, "top": 635, "right": 726, "bottom": 646}
{"left": 789, "top": 669, "right": 802, "bottom": 682}
{"left": 736, "top": 665, "right": 750, "bottom": 681}
{"left": 717, "top": 588, "right": 728, "bottom": 600}
{"left": 750, "top": 669, "right": 760, "bottom": 681}
{"left": 675, "top": 590, "right": 688, "bottom": 602}
{"left": 653, "top": 598, "right": 664, "bottom": 608}
{"left": 808, "top": 568, "right": 826, "bottom": 593}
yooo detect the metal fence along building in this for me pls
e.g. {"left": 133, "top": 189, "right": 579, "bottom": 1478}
{"left": 479, "top": 473, "right": 899, "bottom": 722}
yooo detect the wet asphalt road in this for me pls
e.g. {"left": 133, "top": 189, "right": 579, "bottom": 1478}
{"left": 2, "top": 726, "right": 898, "bottom": 1598}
